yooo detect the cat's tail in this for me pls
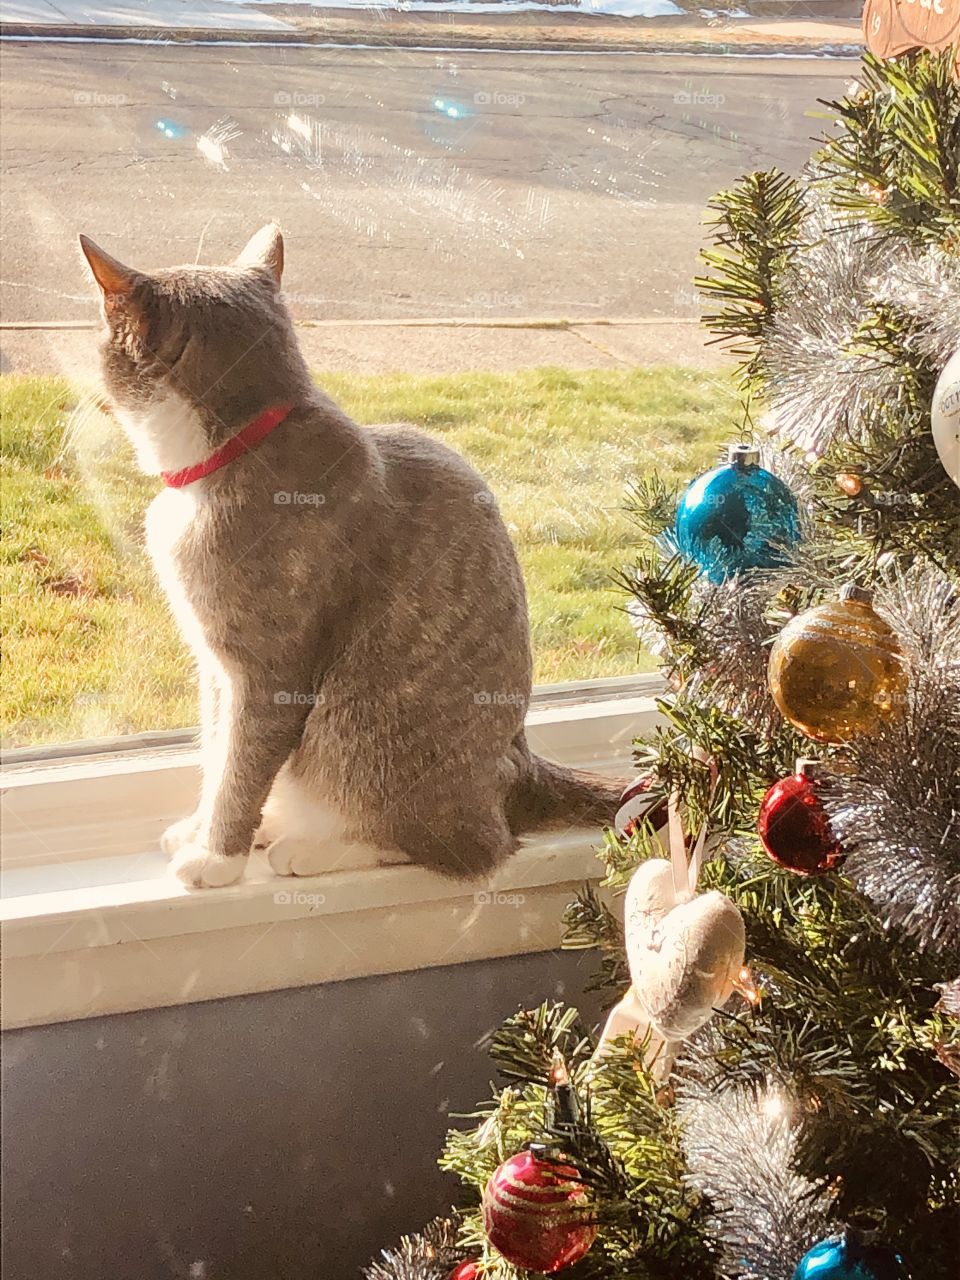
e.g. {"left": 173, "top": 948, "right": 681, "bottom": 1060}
{"left": 507, "top": 748, "right": 625, "bottom": 835}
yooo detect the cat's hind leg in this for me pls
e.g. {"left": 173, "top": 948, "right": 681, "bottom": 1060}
{"left": 258, "top": 765, "right": 403, "bottom": 876}
{"left": 387, "top": 807, "right": 519, "bottom": 880}
{"left": 265, "top": 835, "right": 388, "bottom": 877}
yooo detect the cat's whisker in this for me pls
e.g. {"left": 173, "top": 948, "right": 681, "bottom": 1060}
{"left": 194, "top": 213, "right": 216, "bottom": 265}
{"left": 60, "top": 387, "right": 108, "bottom": 464}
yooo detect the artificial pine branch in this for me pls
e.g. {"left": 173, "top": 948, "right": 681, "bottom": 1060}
{"left": 485, "top": 1004, "right": 594, "bottom": 1085}
{"left": 635, "top": 697, "right": 785, "bottom": 832}
{"left": 441, "top": 1012, "right": 716, "bottom": 1278}
{"left": 562, "top": 881, "right": 630, "bottom": 997}
{"left": 613, "top": 550, "right": 702, "bottom": 664}
{"left": 363, "top": 1219, "right": 464, "bottom": 1280}
{"left": 622, "top": 475, "right": 679, "bottom": 539}
{"left": 697, "top": 168, "right": 806, "bottom": 390}
{"left": 687, "top": 848, "right": 958, "bottom": 1235}
{"left": 817, "top": 51, "right": 960, "bottom": 244}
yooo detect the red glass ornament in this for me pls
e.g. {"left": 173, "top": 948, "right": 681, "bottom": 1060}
{"left": 482, "top": 1148, "right": 597, "bottom": 1273}
{"left": 758, "top": 759, "right": 843, "bottom": 875}
{"left": 448, "top": 1262, "right": 479, "bottom": 1280}
{"left": 616, "top": 774, "right": 669, "bottom": 841}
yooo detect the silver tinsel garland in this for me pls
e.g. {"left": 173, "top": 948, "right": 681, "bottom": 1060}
{"left": 762, "top": 216, "right": 902, "bottom": 458}
{"left": 677, "top": 1075, "right": 837, "bottom": 1280}
{"left": 363, "top": 1218, "right": 464, "bottom": 1280}
{"left": 822, "top": 562, "right": 960, "bottom": 953}
{"left": 686, "top": 567, "right": 792, "bottom": 731}
{"left": 874, "top": 246, "right": 960, "bottom": 369}
{"left": 760, "top": 204, "right": 960, "bottom": 459}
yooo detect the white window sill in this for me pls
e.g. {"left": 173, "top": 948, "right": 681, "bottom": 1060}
{"left": 1, "top": 676, "right": 663, "bottom": 1029}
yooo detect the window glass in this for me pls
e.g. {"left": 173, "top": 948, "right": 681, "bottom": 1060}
{"left": 0, "top": 6, "right": 850, "bottom": 747}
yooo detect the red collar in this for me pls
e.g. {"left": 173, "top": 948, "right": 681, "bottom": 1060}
{"left": 162, "top": 403, "right": 294, "bottom": 488}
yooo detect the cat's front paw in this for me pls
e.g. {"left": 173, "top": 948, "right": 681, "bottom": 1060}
{"left": 170, "top": 842, "right": 248, "bottom": 889}
{"left": 161, "top": 813, "right": 202, "bottom": 856}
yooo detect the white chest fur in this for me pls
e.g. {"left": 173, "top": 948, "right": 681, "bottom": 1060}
{"left": 145, "top": 485, "right": 210, "bottom": 656}
{"left": 117, "top": 389, "right": 209, "bottom": 476}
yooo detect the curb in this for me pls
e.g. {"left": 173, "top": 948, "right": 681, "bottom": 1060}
{"left": 0, "top": 315, "right": 727, "bottom": 374}
{"left": 1, "top": 316, "right": 704, "bottom": 332}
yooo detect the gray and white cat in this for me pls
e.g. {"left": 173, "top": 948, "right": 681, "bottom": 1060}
{"left": 80, "top": 225, "right": 621, "bottom": 888}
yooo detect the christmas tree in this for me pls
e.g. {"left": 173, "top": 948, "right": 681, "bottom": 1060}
{"left": 365, "top": 50, "right": 960, "bottom": 1280}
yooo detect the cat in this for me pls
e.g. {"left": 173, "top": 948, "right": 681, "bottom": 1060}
{"left": 80, "top": 224, "right": 622, "bottom": 888}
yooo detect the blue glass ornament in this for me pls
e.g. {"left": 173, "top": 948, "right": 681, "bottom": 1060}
{"left": 674, "top": 443, "right": 801, "bottom": 583}
{"left": 793, "top": 1231, "right": 910, "bottom": 1280}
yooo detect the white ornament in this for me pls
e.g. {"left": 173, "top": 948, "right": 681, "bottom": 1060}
{"left": 932, "top": 348, "right": 960, "bottom": 490}
{"left": 594, "top": 858, "right": 745, "bottom": 1080}
{"left": 595, "top": 765, "right": 746, "bottom": 1081}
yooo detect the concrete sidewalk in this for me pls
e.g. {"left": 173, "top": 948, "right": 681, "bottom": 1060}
{"left": 0, "top": 318, "right": 728, "bottom": 376}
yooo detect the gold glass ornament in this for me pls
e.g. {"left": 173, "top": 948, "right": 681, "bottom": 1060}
{"left": 768, "top": 584, "right": 908, "bottom": 742}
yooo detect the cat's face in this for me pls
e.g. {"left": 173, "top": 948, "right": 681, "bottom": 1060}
{"left": 79, "top": 225, "right": 289, "bottom": 434}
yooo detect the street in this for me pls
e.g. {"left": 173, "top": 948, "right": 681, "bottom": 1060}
{"left": 0, "top": 41, "right": 854, "bottom": 327}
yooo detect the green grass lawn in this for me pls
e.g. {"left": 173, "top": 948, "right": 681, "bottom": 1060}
{"left": 1, "top": 368, "right": 735, "bottom": 748}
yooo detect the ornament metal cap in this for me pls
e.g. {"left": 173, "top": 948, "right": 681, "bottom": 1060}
{"left": 727, "top": 442, "right": 760, "bottom": 468}
{"left": 527, "top": 1140, "right": 574, "bottom": 1166}
{"left": 527, "top": 1142, "right": 557, "bottom": 1161}
{"left": 839, "top": 582, "right": 872, "bottom": 605}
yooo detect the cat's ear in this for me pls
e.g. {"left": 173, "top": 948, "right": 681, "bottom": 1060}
{"left": 78, "top": 235, "right": 148, "bottom": 331}
{"left": 235, "top": 223, "right": 284, "bottom": 286}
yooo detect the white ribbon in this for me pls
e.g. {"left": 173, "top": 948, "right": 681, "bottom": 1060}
{"left": 668, "top": 751, "right": 719, "bottom": 901}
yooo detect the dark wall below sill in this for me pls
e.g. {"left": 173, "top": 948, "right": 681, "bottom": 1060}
{"left": 2, "top": 950, "right": 604, "bottom": 1280}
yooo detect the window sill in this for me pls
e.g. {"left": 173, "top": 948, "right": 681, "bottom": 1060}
{"left": 1, "top": 676, "right": 663, "bottom": 1028}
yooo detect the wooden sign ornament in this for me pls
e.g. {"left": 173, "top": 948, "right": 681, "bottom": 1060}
{"left": 862, "top": 0, "right": 960, "bottom": 61}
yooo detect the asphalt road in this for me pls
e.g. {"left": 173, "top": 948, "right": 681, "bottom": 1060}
{"left": 0, "top": 41, "right": 855, "bottom": 325}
